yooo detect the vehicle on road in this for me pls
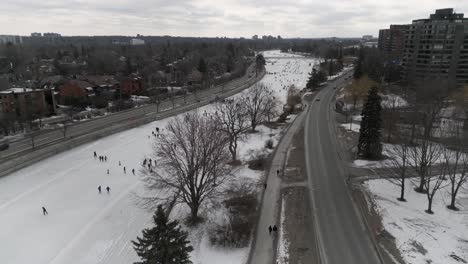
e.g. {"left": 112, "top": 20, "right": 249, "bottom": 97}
{"left": 315, "top": 98, "right": 321, "bottom": 101}
{"left": 0, "top": 138, "right": 9, "bottom": 151}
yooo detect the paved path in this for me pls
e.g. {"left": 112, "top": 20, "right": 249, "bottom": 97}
{"left": 248, "top": 110, "right": 308, "bottom": 264}
{"left": 304, "top": 70, "right": 381, "bottom": 264}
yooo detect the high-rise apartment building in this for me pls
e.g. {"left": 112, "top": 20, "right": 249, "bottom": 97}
{"left": 378, "top": 25, "right": 408, "bottom": 62}
{"left": 401, "top": 8, "right": 468, "bottom": 87}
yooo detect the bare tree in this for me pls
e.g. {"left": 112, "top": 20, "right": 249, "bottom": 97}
{"left": 241, "top": 83, "right": 273, "bottom": 132}
{"left": 442, "top": 140, "right": 468, "bottom": 211}
{"left": 214, "top": 99, "right": 249, "bottom": 162}
{"left": 381, "top": 95, "right": 401, "bottom": 143}
{"left": 386, "top": 139, "right": 410, "bottom": 202}
{"left": 409, "top": 138, "right": 442, "bottom": 193}
{"left": 423, "top": 164, "right": 448, "bottom": 214}
{"left": 264, "top": 95, "right": 280, "bottom": 123}
{"left": 139, "top": 112, "right": 231, "bottom": 224}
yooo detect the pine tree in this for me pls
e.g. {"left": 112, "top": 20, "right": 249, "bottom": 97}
{"left": 358, "top": 86, "right": 383, "bottom": 159}
{"left": 132, "top": 206, "right": 193, "bottom": 264}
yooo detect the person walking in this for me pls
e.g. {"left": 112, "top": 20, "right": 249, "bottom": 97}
{"left": 98, "top": 185, "right": 102, "bottom": 194}
{"left": 42, "top": 206, "right": 48, "bottom": 215}
{"left": 132, "top": 168, "right": 135, "bottom": 175}
{"left": 107, "top": 169, "right": 109, "bottom": 175}
{"left": 123, "top": 167, "right": 126, "bottom": 174}
{"left": 118, "top": 161, "right": 121, "bottom": 166}
{"left": 94, "top": 151, "right": 97, "bottom": 158}
{"left": 106, "top": 186, "right": 110, "bottom": 194}
{"left": 268, "top": 225, "right": 272, "bottom": 234}
{"left": 105, "top": 156, "right": 107, "bottom": 162}
{"left": 276, "top": 169, "right": 280, "bottom": 176}
{"left": 272, "top": 225, "right": 278, "bottom": 232}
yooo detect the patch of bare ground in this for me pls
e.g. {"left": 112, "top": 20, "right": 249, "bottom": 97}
{"left": 282, "top": 187, "right": 319, "bottom": 264}
{"left": 283, "top": 124, "right": 306, "bottom": 183}
{"left": 353, "top": 185, "right": 406, "bottom": 264}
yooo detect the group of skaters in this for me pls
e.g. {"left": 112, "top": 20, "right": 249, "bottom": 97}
{"left": 97, "top": 185, "right": 111, "bottom": 194}
{"left": 94, "top": 152, "right": 108, "bottom": 162}
{"left": 149, "top": 127, "right": 161, "bottom": 139}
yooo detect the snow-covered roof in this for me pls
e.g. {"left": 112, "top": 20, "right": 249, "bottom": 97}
{"left": 438, "top": 107, "right": 466, "bottom": 120}
{"left": 0, "top": 87, "right": 40, "bottom": 94}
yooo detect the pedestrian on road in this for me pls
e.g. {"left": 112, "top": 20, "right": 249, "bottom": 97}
{"left": 98, "top": 185, "right": 102, "bottom": 194}
{"left": 42, "top": 206, "right": 48, "bottom": 215}
{"left": 268, "top": 226, "right": 272, "bottom": 234}
{"left": 132, "top": 168, "right": 135, "bottom": 175}
{"left": 124, "top": 167, "right": 126, "bottom": 174}
{"left": 106, "top": 186, "right": 110, "bottom": 194}
{"left": 273, "top": 225, "right": 278, "bottom": 232}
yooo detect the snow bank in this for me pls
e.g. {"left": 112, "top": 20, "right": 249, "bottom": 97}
{"left": 365, "top": 179, "right": 468, "bottom": 264}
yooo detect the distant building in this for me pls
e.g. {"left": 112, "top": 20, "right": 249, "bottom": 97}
{"left": 120, "top": 76, "right": 144, "bottom": 96}
{"left": 362, "top": 35, "right": 374, "bottom": 40}
{"left": 402, "top": 8, "right": 468, "bottom": 87}
{"left": 252, "top": 35, "right": 259, "bottom": 40}
{"left": 43, "top": 32, "right": 61, "bottom": 38}
{"left": 130, "top": 38, "right": 145, "bottom": 45}
{"left": 0, "top": 88, "right": 47, "bottom": 119}
{"left": 30, "top": 32, "right": 42, "bottom": 37}
{"left": 0, "top": 35, "right": 23, "bottom": 45}
{"left": 378, "top": 25, "right": 408, "bottom": 62}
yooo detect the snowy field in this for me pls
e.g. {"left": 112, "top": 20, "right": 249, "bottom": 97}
{"left": 0, "top": 50, "right": 317, "bottom": 264}
{"left": 365, "top": 179, "right": 468, "bottom": 264}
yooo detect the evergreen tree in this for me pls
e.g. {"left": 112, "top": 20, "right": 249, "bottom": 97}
{"left": 306, "top": 68, "right": 327, "bottom": 90}
{"left": 358, "top": 86, "right": 383, "bottom": 159}
{"left": 198, "top": 58, "right": 207, "bottom": 74}
{"left": 353, "top": 47, "right": 364, "bottom": 79}
{"left": 132, "top": 206, "right": 193, "bottom": 264}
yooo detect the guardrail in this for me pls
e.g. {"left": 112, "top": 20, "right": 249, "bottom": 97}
{"left": 0, "top": 70, "right": 265, "bottom": 178}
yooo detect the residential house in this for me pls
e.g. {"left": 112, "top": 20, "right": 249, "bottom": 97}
{"left": 59, "top": 79, "right": 94, "bottom": 105}
{"left": 119, "top": 76, "right": 144, "bottom": 96}
{"left": 435, "top": 106, "right": 467, "bottom": 138}
{"left": 0, "top": 88, "right": 47, "bottom": 120}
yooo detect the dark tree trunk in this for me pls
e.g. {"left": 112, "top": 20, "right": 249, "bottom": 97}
{"left": 398, "top": 179, "right": 406, "bottom": 202}
{"left": 425, "top": 198, "right": 434, "bottom": 214}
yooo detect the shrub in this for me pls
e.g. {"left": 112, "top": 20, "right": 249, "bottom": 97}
{"left": 265, "top": 139, "right": 274, "bottom": 149}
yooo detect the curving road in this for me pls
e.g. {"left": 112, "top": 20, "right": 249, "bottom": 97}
{"left": 304, "top": 71, "right": 381, "bottom": 264}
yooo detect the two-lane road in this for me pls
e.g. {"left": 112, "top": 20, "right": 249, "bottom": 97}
{"left": 305, "top": 72, "right": 381, "bottom": 264}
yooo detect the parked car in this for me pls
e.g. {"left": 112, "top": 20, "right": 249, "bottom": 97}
{"left": 0, "top": 138, "right": 9, "bottom": 151}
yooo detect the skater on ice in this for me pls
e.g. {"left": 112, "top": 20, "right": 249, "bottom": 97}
{"left": 106, "top": 186, "right": 110, "bottom": 194}
{"left": 123, "top": 167, "right": 126, "bottom": 174}
{"left": 132, "top": 168, "right": 135, "bottom": 175}
{"left": 94, "top": 151, "right": 97, "bottom": 158}
{"left": 98, "top": 186, "right": 102, "bottom": 194}
{"left": 42, "top": 206, "right": 48, "bottom": 215}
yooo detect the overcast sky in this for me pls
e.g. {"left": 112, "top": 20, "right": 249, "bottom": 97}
{"left": 0, "top": 0, "right": 465, "bottom": 38}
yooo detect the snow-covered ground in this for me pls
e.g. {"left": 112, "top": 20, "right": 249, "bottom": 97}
{"left": 381, "top": 93, "right": 408, "bottom": 109}
{"left": 365, "top": 179, "right": 468, "bottom": 264}
{"left": 0, "top": 50, "right": 317, "bottom": 264}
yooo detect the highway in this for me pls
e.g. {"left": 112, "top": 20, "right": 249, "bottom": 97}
{"left": 304, "top": 71, "right": 381, "bottom": 264}
{"left": 0, "top": 64, "right": 260, "bottom": 161}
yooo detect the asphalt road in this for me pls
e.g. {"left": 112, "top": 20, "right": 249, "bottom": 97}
{"left": 0, "top": 65, "right": 259, "bottom": 160}
{"left": 304, "top": 71, "right": 381, "bottom": 264}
